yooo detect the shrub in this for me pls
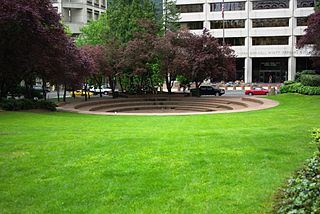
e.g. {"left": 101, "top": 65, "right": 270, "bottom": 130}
{"left": 283, "top": 80, "right": 295, "bottom": 85}
{"left": 313, "top": 128, "right": 320, "bottom": 152}
{"left": 300, "top": 74, "right": 320, "bottom": 87}
{"left": 35, "top": 100, "right": 57, "bottom": 111}
{"left": 280, "top": 83, "right": 320, "bottom": 95}
{"left": 295, "top": 70, "right": 317, "bottom": 82}
{"left": 0, "top": 99, "right": 56, "bottom": 111}
{"left": 0, "top": 99, "right": 35, "bottom": 111}
{"left": 274, "top": 129, "right": 320, "bottom": 214}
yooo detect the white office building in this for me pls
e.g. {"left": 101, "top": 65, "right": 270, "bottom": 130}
{"left": 176, "top": 0, "right": 316, "bottom": 83}
{"left": 51, "top": 0, "right": 106, "bottom": 35}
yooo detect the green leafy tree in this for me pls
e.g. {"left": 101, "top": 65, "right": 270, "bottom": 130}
{"left": 107, "top": 0, "right": 159, "bottom": 44}
{"left": 63, "top": 23, "right": 72, "bottom": 37}
{"left": 76, "top": 13, "right": 109, "bottom": 46}
{"left": 119, "top": 19, "right": 159, "bottom": 93}
{"left": 163, "top": 0, "right": 180, "bottom": 32}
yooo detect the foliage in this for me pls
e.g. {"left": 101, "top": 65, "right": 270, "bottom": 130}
{"left": 120, "top": 19, "right": 161, "bottom": 93}
{"left": 80, "top": 45, "right": 107, "bottom": 98}
{"left": 0, "top": 95, "right": 320, "bottom": 213}
{"left": 108, "top": 0, "right": 159, "bottom": 43}
{"left": 0, "top": 99, "right": 56, "bottom": 111}
{"left": 316, "top": 0, "right": 320, "bottom": 10}
{"left": 297, "top": 11, "right": 320, "bottom": 67}
{"left": 0, "top": 99, "right": 34, "bottom": 111}
{"left": 63, "top": 23, "right": 72, "bottom": 37}
{"left": 76, "top": 0, "right": 161, "bottom": 95}
{"left": 283, "top": 80, "right": 296, "bottom": 85}
{"left": 313, "top": 128, "right": 320, "bottom": 151}
{"left": 295, "top": 70, "right": 317, "bottom": 82}
{"left": 176, "top": 30, "right": 236, "bottom": 88}
{"left": 280, "top": 82, "right": 320, "bottom": 95}
{"left": 300, "top": 74, "right": 320, "bottom": 86}
{"left": 0, "top": 0, "right": 93, "bottom": 101}
{"left": 163, "top": 0, "right": 180, "bottom": 32}
{"left": 274, "top": 129, "right": 320, "bottom": 213}
{"left": 176, "top": 75, "right": 191, "bottom": 91}
{"left": 153, "top": 31, "right": 188, "bottom": 93}
{"left": 34, "top": 100, "right": 57, "bottom": 111}
{"left": 295, "top": 70, "right": 316, "bottom": 82}
{"left": 76, "top": 13, "right": 109, "bottom": 46}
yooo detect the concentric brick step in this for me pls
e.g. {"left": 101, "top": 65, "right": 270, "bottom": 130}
{"left": 57, "top": 96, "right": 279, "bottom": 115}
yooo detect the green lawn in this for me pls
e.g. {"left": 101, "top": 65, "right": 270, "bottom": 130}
{"left": 0, "top": 94, "right": 319, "bottom": 213}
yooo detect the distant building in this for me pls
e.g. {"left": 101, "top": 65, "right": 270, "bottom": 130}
{"left": 51, "top": 0, "right": 107, "bottom": 35}
{"left": 176, "top": 0, "right": 316, "bottom": 83}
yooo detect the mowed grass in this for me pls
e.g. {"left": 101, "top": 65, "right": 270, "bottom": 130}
{"left": 0, "top": 94, "right": 319, "bottom": 214}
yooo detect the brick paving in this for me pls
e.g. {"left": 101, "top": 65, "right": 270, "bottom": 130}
{"left": 57, "top": 96, "right": 279, "bottom": 116}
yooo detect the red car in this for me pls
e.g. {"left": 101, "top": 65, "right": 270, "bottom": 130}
{"left": 245, "top": 87, "right": 269, "bottom": 95}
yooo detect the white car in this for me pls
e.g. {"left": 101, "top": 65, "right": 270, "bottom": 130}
{"left": 89, "top": 86, "right": 113, "bottom": 95}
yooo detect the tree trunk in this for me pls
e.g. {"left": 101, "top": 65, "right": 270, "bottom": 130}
{"left": 72, "top": 87, "right": 75, "bottom": 99}
{"left": 63, "top": 83, "right": 67, "bottom": 102}
{"left": 84, "top": 83, "right": 88, "bottom": 101}
{"left": 118, "top": 76, "right": 124, "bottom": 92}
{"left": 0, "top": 81, "right": 6, "bottom": 99}
{"left": 98, "top": 82, "right": 102, "bottom": 98}
{"left": 130, "top": 76, "right": 134, "bottom": 93}
{"left": 25, "top": 81, "right": 32, "bottom": 99}
{"left": 165, "top": 74, "right": 172, "bottom": 94}
{"left": 42, "top": 78, "right": 47, "bottom": 100}
{"left": 57, "top": 84, "right": 60, "bottom": 102}
{"left": 109, "top": 76, "right": 116, "bottom": 98}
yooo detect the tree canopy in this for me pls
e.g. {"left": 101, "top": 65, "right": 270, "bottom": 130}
{"left": 297, "top": 11, "right": 320, "bottom": 67}
{"left": 0, "top": 0, "right": 93, "bottom": 99}
{"left": 76, "top": 0, "right": 160, "bottom": 46}
{"left": 1, "top": 0, "right": 236, "bottom": 99}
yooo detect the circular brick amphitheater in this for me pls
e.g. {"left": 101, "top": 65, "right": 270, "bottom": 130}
{"left": 58, "top": 95, "right": 279, "bottom": 116}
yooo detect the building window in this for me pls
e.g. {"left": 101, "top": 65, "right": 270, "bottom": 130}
{"left": 211, "top": 20, "right": 245, "bottom": 29}
{"left": 218, "top": 37, "right": 245, "bottom": 46}
{"left": 94, "top": 11, "right": 99, "bottom": 20}
{"left": 177, "top": 4, "right": 203, "bottom": 13}
{"left": 210, "top": 2, "right": 245, "bottom": 11}
{"left": 253, "top": 0, "right": 289, "bottom": 10}
{"left": 101, "top": 0, "right": 106, "bottom": 8}
{"left": 180, "top": 21, "right": 203, "bottom": 30}
{"left": 297, "top": 0, "right": 314, "bottom": 8}
{"left": 87, "top": 9, "right": 93, "bottom": 21}
{"left": 252, "top": 18, "right": 289, "bottom": 28}
{"left": 297, "top": 17, "right": 308, "bottom": 26}
{"left": 252, "top": 36, "right": 289, "bottom": 45}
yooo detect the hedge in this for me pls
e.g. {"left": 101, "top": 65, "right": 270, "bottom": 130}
{"left": 295, "top": 70, "right": 317, "bottom": 82}
{"left": 280, "top": 82, "right": 320, "bottom": 95}
{"left": 273, "top": 129, "right": 320, "bottom": 213}
{"left": 300, "top": 74, "right": 320, "bottom": 87}
{"left": 0, "top": 99, "right": 56, "bottom": 111}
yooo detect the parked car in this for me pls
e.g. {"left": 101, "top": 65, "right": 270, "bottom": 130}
{"left": 225, "top": 82, "right": 235, "bottom": 87}
{"left": 70, "top": 90, "right": 93, "bottom": 97}
{"left": 89, "top": 85, "right": 113, "bottom": 95}
{"left": 33, "top": 85, "right": 50, "bottom": 92}
{"left": 245, "top": 87, "right": 269, "bottom": 95}
{"left": 191, "top": 86, "right": 225, "bottom": 96}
